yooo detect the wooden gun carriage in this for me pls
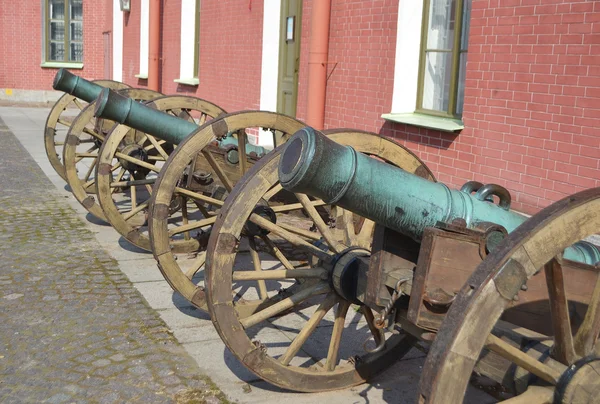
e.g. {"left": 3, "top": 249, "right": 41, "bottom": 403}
{"left": 46, "top": 71, "right": 600, "bottom": 403}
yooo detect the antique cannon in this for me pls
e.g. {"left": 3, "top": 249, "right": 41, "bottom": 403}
{"left": 202, "top": 126, "right": 600, "bottom": 402}
{"left": 93, "top": 88, "right": 308, "bottom": 309}
{"left": 51, "top": 69, "right": 163, "bottom": 221}
{"left": 45, "top": 70, "right": 129, "bottom": 181}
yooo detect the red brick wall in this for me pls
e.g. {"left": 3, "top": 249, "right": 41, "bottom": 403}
{"left": 0, "top": 1, "right": 110, "bottom": 90}
{"left": 122, "top": 1, "right": 143, "bottom": 86}
{"left": 145, "top": 0, "right": 264, "bottom": 112}
{"left": 297, "top": 0, "right": 600, "bottom": 215}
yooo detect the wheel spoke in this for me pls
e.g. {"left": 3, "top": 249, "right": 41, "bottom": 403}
{"left": 130, "top": 182, "right": 137, "bottom": 210}
{"left": 145, "top": 135, "right": 170, "bottom": 160}
{"left": 279, "top": 292, "right": 339, "bottom": 366}
{"left": 248, "top": 237, "right": 268, "bottom": 300}
{"left": 271, "top": 199, "right": 327, "bottom": 213}
{"left": 185, "top": 251, "right": 207, "bottom": 280}
{"left": 57, "top": 118, "right": 73, "bottom": 128}
{"left": 174, "top": 186, "right": 224, "bottom": 207}
{"left": 111, "top": 168, "right": 127, "bottom": 194}
{"left": 202, "top": 150, "right": 234, "bottom": 192}
{"left": 73, "top": 98, "right": 85, "bottom": 111}
{"left": 325, "top": 300, "right": 350, "bottom": 371}
{"left": 295, "top": 193, "right": 343, "bottom": 254}
{"left": 249, "top": 214, "right": 334, "bottom": 263}
{"left": 573, "top": 267, "right": 600, "bottom": 357}
{"left": 232, "top": 268, "right": 328, "bottom": 281}
{"left": 260, "top": 235, "right": 295, "bottom": 270}
{"left": 264, "top": 183, "right": 283, "bottom": 201}
{"left": 544, "top": 257, "right": 576, "bottom": 365}
{"left": 115, "top": 152, "right": 161, "bottom": 173}
{"left": 82, "top": 126, "right": 104, "bottom": 142}
{"left": 239, "top": 282, "right": 331, "bottom": 329}
{"left": 485, "top": 334, "right": 562, "bottom": 384}
{"left": 277, "top": 222, "right": 321, "bottom": 241}
{"left": 110, "top": 178, "right": 156, "bottom": 188}
{"left": 168, "top": 216, "right": 216, "bottom": 237}
{"left": 237, "top": 130, "right": 249, "bottom": 177}
{"left": 82, "top": 157, "right": 97, "bottom": 183}
{"left": 499, "top": 386, "right": 554, "bottom": 404}
{"left": 123, "top": 199, "right": 150, "bottom": 221}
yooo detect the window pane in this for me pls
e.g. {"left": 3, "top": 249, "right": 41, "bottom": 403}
{"left": 426, "top": 0, "right": 455, "bottom": 50}
{"left": 460, "top": 0, "right": 471, "bottom": 51}
{"left": 71, "top": 0, "right": 83, "bottom": 20}
{"left": 70, "top": 21, "right": 83, "bottom": 41}
{"left": 422, "top": 51, "right": 452, "bottom": 112}
{"left": 455, "top": 52, "right": 467, "bottom": 116}
{"left": 50, "top": 21, "right": 65, "bottom": 40}
{"left": 70, "top": 43, "right": 83, "bottom": 62}
{"left": 50, "top": 0, "right": 65, "bottom": 19}
{"left": 50, "top": 42, "right": 65, "bottom": 61}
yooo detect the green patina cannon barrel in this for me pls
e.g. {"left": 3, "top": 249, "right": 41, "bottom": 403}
{"left": 95, "top": 88, "right": 266, "bottom": 157}
{"left": 278, "top": 127, "right": 600, "bottom": 265}
{"left": 53, "top": 68, "right": 108, "bottom": 102}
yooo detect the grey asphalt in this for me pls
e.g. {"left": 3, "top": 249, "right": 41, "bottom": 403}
{"left": 0, "top": 106, "right": 497, "bottom": 403}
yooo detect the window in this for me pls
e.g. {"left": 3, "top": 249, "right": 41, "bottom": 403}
{"left": 45, "top": 0, "right": 83, "bottom": 63}
{"left": 416, "top": 0, "right": 471, "bottom": 118}
{"left": 384, "top": 0, "right": 471, "bottom": 131}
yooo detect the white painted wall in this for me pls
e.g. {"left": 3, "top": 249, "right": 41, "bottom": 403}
{"left": 112, "top": 0, "right": 123, "bottom": 81}
{"left": 258, "top": 0, "right": 282, "bottom": 148}
{"left": 390, "top": 0, "right": 424, "bottom": 113}
{"left": 179, "top": 0, "right": 197, "bottom": 80}
{"left": 139, "top": 0, "right": 149, "bottom": 77}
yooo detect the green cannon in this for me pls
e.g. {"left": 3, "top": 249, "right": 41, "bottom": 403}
{"left": 52, "top": 68, "right": 110, "bottom": 102}
{"left": 278, "top": 127, "right": 600, "bottom": 265}
{"left": 94, "top": 88, "right": 266, "bottom": 158}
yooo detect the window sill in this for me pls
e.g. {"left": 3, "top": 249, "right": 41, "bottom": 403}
{"left": 41, "top": 62, "right": 84, "bottom": 69}
{"left": 134, "top": 73, "right": 148, "bottom": 79}
{"left": 174, "top": 78, "right": 199, "bottom": 86}
{"left": 381, "top": 112, "right": 464, "bottom": 133}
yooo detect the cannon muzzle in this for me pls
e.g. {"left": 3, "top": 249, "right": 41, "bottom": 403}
{"left": 279, "top": 127, "right": 600, "bottom": 264}
{"left": 52, "top": 68, "right": 105, "bottom": 102}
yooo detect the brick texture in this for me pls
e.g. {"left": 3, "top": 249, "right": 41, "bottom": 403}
{"left": 0, "top": 1, "right": 111, "bottom": 89}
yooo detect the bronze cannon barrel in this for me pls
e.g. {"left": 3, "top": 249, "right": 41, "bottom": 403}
{"left": 278, "top": 127, "right": 600, "bottom": 265}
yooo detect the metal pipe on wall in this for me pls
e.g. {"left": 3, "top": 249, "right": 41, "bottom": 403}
{"left": 306, "top": 0, "right": 332, "bottom": 130}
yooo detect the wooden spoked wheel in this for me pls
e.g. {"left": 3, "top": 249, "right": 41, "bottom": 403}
{"left": 95, "top": 95, "right": 227, "bottom": 251}
{"left": 148, "top": 111, "right": 306, "bottom": 308}
{"left": 62, "top": 88, "right": 163, "bottom": 222}
{"left": 205, "top": 130, "right": 436, "bottom": 392}
{"left": 44, "top": 80, "right": 130, "bottom": 181}
{"left": 420, "top": 188, "right": 600, "bottom": 404}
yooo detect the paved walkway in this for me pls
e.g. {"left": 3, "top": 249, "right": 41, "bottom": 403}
{"left": 0, "top": 106, "right": 496, "bottom": 404}
{"left": 0, "top": 114, "right": 224, "bottom": 403}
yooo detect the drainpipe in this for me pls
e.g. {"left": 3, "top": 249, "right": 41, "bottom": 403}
{"left": 148, "top": 0, "right": 160, "bottom": 91}
{"left": 306, "top": 0, "right": 331, "bottom": 130}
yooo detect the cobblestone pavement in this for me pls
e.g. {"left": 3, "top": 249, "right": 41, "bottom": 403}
{"left": 0, "top": 117, "right": 225, "bottom": 403}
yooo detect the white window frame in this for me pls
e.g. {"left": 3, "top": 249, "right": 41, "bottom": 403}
{"left": 41, "top": 0, "right": 84, "bottom": 68}
{"left": 135, "top": 0, "right": 149, "bottom": 79}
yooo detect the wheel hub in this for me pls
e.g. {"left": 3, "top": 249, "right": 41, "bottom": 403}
{"left": 119, "top": 144, "right": 149, "bottom": 172}
{"left": 555, "top": 356, "right": 600, "bottom": 403}
{"left": 331, "top": 248, "right": 370, "bottom": 304}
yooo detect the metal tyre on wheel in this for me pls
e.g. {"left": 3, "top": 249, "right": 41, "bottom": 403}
{"left": 205, "top": 130, "right": 436, "bottom": 392}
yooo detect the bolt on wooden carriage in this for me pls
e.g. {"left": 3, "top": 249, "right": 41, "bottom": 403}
{"left": 47, "top": 71, "right": 600, "bottom": 403}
